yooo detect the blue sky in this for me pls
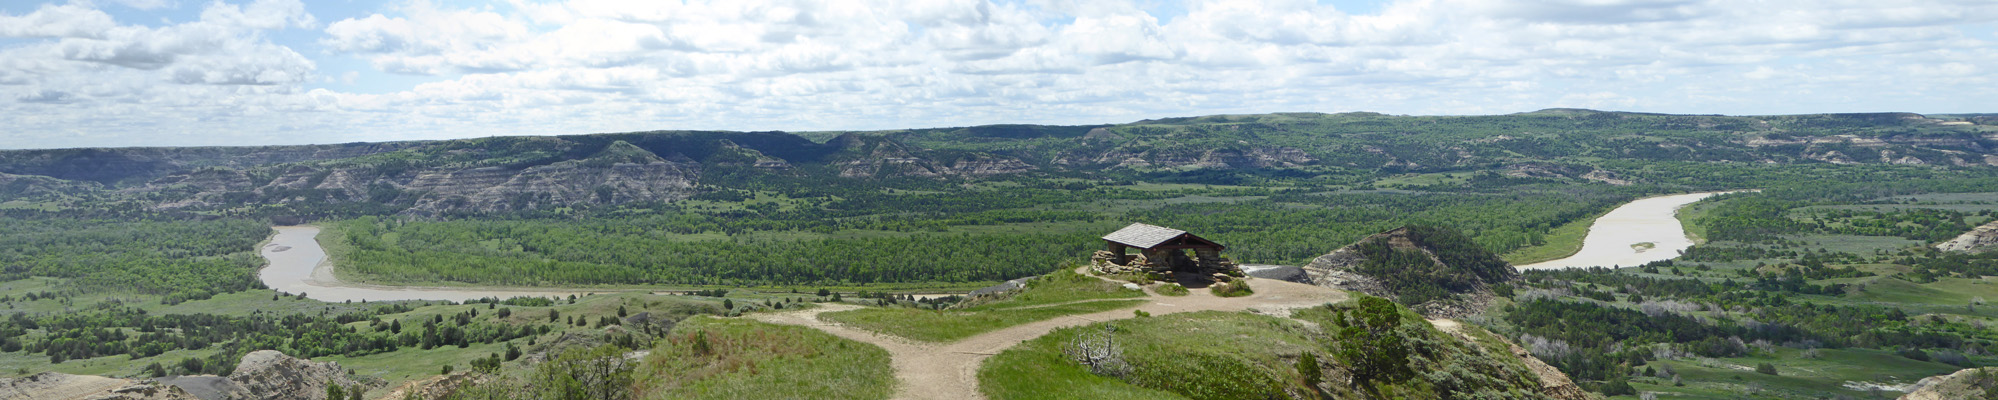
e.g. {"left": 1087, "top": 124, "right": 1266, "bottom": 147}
{"left": 0, "top": 0, "right": 1992, "bottom": 149}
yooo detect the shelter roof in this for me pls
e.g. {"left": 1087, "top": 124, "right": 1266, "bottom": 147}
{"left": 1103, "top": 223, "right": 1195, "bottom": 249}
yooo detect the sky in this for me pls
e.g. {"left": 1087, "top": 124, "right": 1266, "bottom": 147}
{"left": 0, "top": 0, "right": 1993, "bottom": 149}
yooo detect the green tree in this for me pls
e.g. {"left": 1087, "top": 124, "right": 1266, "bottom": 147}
{"left": 326, "top": 381, "right": 346, "bottom": 400}
{"left": 1297, "top": 351, "right": 1323, "bottom": 388}
{"left": 1332, "top": 296, "right": 1410, "bottom": 386}
{"left": 1599, "top": 377, "right": 1636, "bottom": 396}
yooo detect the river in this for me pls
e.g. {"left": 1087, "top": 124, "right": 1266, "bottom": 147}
{"left": 1516, "top": 191, "right": 1735, "bottom": 270}
{"left": 259, "top": 226, "right": 603, "bottom": 302}
{"left": 262, "top": 191, "right": 1727, "bottom": 299}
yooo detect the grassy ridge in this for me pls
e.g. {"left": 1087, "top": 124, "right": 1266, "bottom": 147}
{"left": 634, "top": 317, "right": 893, "bottom": 400}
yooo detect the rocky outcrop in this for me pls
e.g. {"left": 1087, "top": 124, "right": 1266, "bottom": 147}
{"left": 1580, "top": 169, "right": 1630, "bottom": 185}
{"left": 1302, "top": 226, "right": 1518, "bottom": 318}
{"left": 935, "top": 153, "right": 1034, "bottom": 176}
{"left": 153, "top": 376, "right": 246, "bottom": 400}
{"left": 1899, "top": 367, "right": 1998, "bottom": 400}
{"left": 1937, "top": 220, "right": 1998, "bottom": 254}
{"left": 1503, "top": 163, "right": 1631, "bottom": 185}
{"left": 375, "top": 372, "right": 485, "bottom": 400}
{"left": 226, "top": 350, "right": 380, "bottom": 400}
{"left": 0, "top": 372, "right": 197, "bottom": 400}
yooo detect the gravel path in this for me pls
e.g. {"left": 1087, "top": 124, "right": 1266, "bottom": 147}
{"left": 752, "top": 278, "right": 1350, "bottom": 400}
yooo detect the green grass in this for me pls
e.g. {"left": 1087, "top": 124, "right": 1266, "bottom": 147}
{"left": 321, "top": 341, "right": 513, "bottom": 394}
{"left": 1502, "top": 208, "right": 1602, "bottom": 264}
{"left": 634, "top": 316, "right": 893, "bottom": 400}
{"left": 1155, "top": 284, "right": 1189, "bottom": 296}
{"left": 979, "top": 311, "right": 1317, "bottom": 400}
{"left": 1677, "top": 195, "right": 1725, "bottom": 244}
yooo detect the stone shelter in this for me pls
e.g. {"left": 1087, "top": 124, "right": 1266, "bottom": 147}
{"left": 1093, "top": 223, "right": 1237, "bottom": 275}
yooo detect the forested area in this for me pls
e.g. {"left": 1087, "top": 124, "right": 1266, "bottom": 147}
{"left": 318, "top": 184, "right": 1645, "bottom": 288}
{"left": 0, "top": 216, "right": 269, "bottom": 302}
{"left": 330, "top": 216, "right": 1100, "bottom": 286}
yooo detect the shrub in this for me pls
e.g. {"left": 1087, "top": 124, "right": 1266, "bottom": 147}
{"left": 1755, "top": 362, "right": 1777, "bottom": 375}
{"left": 1899, "top": 348, "right": 1931, "bottom": 362}
{"left": 1157, "top": 284, "right": 1190, "bottom": 296}
{"left": 1213, "top": 280, "right": 1254, "bottom": 298}
{"left": 1298, "top": 352, "right": 1323, "bottom": 388}
{"left": 1599, "top": 377, "right": 1637, "bottom": 396}
{"left": 1063, "top": 324, "right": 1129, "bottom": 377}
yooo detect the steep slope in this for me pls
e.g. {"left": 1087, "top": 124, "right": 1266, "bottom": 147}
{"left": 1302, "top": 225, "right": 1519, "bottom": 317}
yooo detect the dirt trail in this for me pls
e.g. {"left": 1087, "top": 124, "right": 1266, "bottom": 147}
{"left": 752, "top": 278, "right": 1349, "bottom": 400}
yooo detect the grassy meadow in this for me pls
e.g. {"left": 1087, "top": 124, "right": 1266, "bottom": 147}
{"left": 634, "top": 317, "right": 894, "bottom": 400}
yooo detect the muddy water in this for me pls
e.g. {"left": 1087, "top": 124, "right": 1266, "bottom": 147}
{"left": 1516, "top": 191, "right": 1736, "bottom": 270}
{"left": 259, "top": 226, "right": 604, "bottom": 302}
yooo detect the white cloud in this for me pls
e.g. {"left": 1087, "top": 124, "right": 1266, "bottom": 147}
{"left": 0, "top": 4, "right": 117, "bottom": 39}
{"left": 2, "top": 0, "right": 1996, "bottom": 149}
{"left": 199, "top": 0, "right": 315, "bottom": 29}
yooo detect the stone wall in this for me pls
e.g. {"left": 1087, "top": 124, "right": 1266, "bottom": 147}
{"left": 1089, "top": 249, "right": 1242, "bottom": 278}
